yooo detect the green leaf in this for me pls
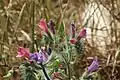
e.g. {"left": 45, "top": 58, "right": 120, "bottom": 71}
{"left": 47, "top": 59, "right": 60, "bottom": 68}
{"left": 58, "top": 22, "right": 65, "bottom": 38}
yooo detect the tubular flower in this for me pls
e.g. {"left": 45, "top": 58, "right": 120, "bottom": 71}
{"left": 30, "top": 53, "right": 43, "bottom": 63}
{"left": 48, "top": 19, "right": 55, "bottom": 34}
{"left": 38, "top": 18, "right": 48, "bottom": 33}
{"left": 87, "top": 58, "right": 99, "bottom": 73}
{"left": 70, "top": 38, "right": 77, "bottom": 44}
{"left": 30, "top": 50, "right": 48, "bottom": 63}
{"left": 77, "top": 28, "right": 86, "bottom": 40}
{"left": 16, "top": 47, "right": 30, "bottom": 58}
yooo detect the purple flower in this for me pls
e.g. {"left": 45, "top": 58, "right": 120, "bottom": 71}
{"left": 30, "top": 53, "right": 42, "bottom": 63}
{"left": 70, "top": 22, "right": 76, "bottom": 38}
{"left": 48, "top": 19, "right": 55, "bottom": 34}
{"left": 30, "top": 50, "right": 48, "bottom": 63}
{"left": 87, "top": 58, "right": 99, "bottom": 73}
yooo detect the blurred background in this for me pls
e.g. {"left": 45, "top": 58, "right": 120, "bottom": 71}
{"left": 0, "top": 0, "right": 120, "bottom": 80}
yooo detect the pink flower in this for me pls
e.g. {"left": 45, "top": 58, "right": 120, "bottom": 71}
{"left": 70, "top": 38, "right": 77, "bottom": 44}
{"left": 77, "top": 28, "right": 86, "bottom": 40}
{"left": 38, "top": 19, "right": 48, "bottom": 33}
{"left": 51, "top": 72, "right": 63, "bottom": 80}
{"left": 16, "top": 47, "right": 30, "bottom": 58}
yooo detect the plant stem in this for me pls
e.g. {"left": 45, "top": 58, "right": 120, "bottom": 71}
{"left": 67, "top": 62, "right": 71, "bottom": 80}
{"left": 31, "top": 0, "right": 35, "bottom": 53}
{"left": 40, "top": 63, "right": 50, "bottom": 80}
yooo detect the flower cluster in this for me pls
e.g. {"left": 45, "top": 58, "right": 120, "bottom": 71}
{"left": 16, "top": 18, "right": 98, "bottom": 80}
{"left": 38, "top": 18, "right": 86, "bottom": 44}
{"left": 38, "top": 19, "right": 55, "bottom": 35}
{"left": 16, "top": 46, "right": 51, "bottom": 64}
{"left": 70, "top": 22, "right": 86, "bottom": 44}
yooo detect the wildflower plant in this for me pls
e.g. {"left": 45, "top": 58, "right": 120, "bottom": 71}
{"left": 4, "top": 18, "right": 99, "bottom": 80}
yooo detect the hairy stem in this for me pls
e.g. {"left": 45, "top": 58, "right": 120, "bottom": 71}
{"left": 40, "top": 63, "right": 50, "bottom": 80}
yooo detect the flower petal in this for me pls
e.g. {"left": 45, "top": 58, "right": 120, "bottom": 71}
{"left": 16, "top": 47, "right": 30, "bottom": 58}
{"left": 38, "top": 18, "right": 48, "bottom": 33}
{"left": 70, "top": 38, "right": 77, "bottom": 44}
{"left": 77, "top": 28, "right": 86, "bottom": 40}
{"left": 87, "top": 58, "right": 99, "bottom": 73}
